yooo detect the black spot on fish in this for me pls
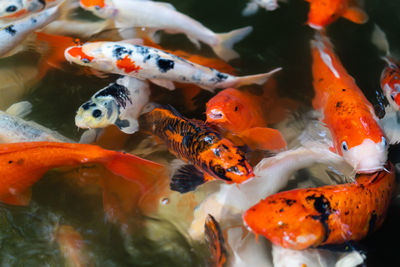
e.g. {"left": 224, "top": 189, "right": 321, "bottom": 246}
{"left": 157, "top": 59, "right": 175, "bottom": 73}
{"left": 4, "top": 25, "right": 17, "bottom": 36}
{"left": 143, "top": 54, "right": 151, "bottom": 63}
{"left": 30, "top": 18, "right": 37, "bottom": 24}
{"left": 115, "top": 118, "right": 130, "bottom": 128}
{"left": 112, "top": 45, "right": 130, "bottom": 59}
{"left": 216, "top": 72, "right": 228, "bottom": 82}
{"left": 135, "top": 45, "right": 149, "bottom": 55}
{"left": 306, "top": 194, "right": 332, "bottom": 242}
{"left": 82, "top": 102, "right": 96, "bottom": 110}
{"left": 95, "top": 82, "right": 131, "bottom": 108}
{"left": 6, "top": 5, "right": 17, "bottom": 13}
{"left": 92, "top": 109, "right": 102, "bottom": 118}
{"left": 285, "top": 199, "right": 296, "bottom": 206}
{"left": 342, "top": 88, "right": 346, "bottom": 92}
{"left": 38, "top": 0, "right": 46, "bottom": 6}
{"left": 367, "top": 211, "right": 377, "bottom": 236}
{"left": 336, "top": 101, "right": 343, "bottom": 108}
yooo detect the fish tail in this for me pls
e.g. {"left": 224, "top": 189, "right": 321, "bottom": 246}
{"left": 214, "top": 26, "right": 253, "bottom": 61}
{"left": 234, "top": 67, "right": 282, "bottom": 88}
{"left": 371, "top": 24, "right": 391, "bottom": 58}
{"left": 104, "top": 151, "right": 166, "bottom": 194}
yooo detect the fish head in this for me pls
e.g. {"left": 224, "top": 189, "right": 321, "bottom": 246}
{"left": 337, "top": 130, "right": 388, "bottom": 174}
{"left": 206, "top": 88, "right": 250, "bottom": 133}
{"left": 381, "top": 65, "right": 400, "bottom": 111}
{"left": 75, "top": 98, "right": 119, "bottom": 129}
{"left": 0, "top": 0, "right": 29, "bottom": 20}
{"left": 306, "top": 0, "right": 345, "bottom": 29}
{"left": 79, "top": 0, "right": 117, "bottom": 18}
{"left": 65, "top": 42, "right": 114, "bottom": 72}
{"left": 206, "top": 139, "right": 254, "bottom": 183}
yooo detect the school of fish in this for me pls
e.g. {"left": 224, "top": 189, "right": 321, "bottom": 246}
{"left": 0, "top": 0, "right": 399, "bottom": 266}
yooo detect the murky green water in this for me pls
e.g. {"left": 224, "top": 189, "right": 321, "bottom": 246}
{"left": 1, "top": 0, "right": 400, "bottom": 266}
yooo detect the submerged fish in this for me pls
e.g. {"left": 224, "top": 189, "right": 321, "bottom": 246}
{"left": 242, "top": 0, "right": 282, "bottom": 16}
{"left": 0, "top": 141, "right": 163, "bottom": 205}
{"left": 243, "top": 164, "right": 395, "bottom": 249}
{"left": 140, "top": 105, "right": 254, "bottom": 193}
{"left": 311, "top": 33, "right": 387, "bottom": 173}
{"left": 79, "top": 0, "right": 253, "bottom": 61}
{"left": 205, "top": 214, "right": 227, "bottom": 267}
{"left": 206, "top": 87, "right": 288, "bottom": 151}
{"left": 305, "top": 0, "right": 368, "bottom": 29}
{"left": 64, "top": 41, "right": 281, "bottom": 91}
{"left": 0, "top": 0, "right": 61, "bottom": 24}
{"left": 75, "top": 76, "right": 150, "bottom": 134}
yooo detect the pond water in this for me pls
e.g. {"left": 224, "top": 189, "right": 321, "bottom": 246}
{"left": 1, "top": 0, "right": 400, "bottom": 266}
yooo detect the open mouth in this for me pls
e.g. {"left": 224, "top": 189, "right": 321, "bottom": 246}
{"left": 207, "top": 109, "right": 224, "bottom": 120}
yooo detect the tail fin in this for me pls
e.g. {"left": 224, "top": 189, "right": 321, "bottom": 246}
{"left": 214, "top": 26, "right": 253, "bottom": 61}
{"left": 235, "top": 67, "right": 282, "bottom": 88}
{"left": 205, "top": 214, "right": 227, "bottom": 267}
{"left": 104, "top": 151, "right": 166, "bottom": 194}
{"left": 371, "top": 24, "right": 390, "bottom": 57}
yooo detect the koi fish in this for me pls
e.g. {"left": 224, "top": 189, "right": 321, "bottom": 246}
{"left": 0, "top": 5, "right": 60, "bottom": 58}
{"left": 140, "top": 105, "right": 254, "bottom": 193}
{"left": 0, "top": 0, "right": 61, "bottom": 24}
{"left": 79, "top": 0, "right": 253, "bottom": 61}
{"left": 0, "top": 141, "right": 163, "bottom": 205}
{"left": 371, "top": 25, "right": 400, "bottom": 112}
{"left": 75, "top": 76, "right": 150, "bottom": 134}
{"left": 64, "top": 41, "right": 281, "bottom": 91}
{"left": 0, "top": 101, "right": 72, "bottom": 143}
{"left": 243, "top": 164, "right": 395, "bottom": 250}
{"left": 311, "top": 33, "right": 387, "bottom": 173}
{"left": 206, "top": 86, "right": 288, "bottom": 151}
{"left": 54, "top": 225, "right": 92, "bottom": 267}
{"left": 242, "top": 0, "right": 283, "bottom": 16}
{"left": 205, "top": 214, "right": 227, "bottom": 267}
{"left": 305, "top": 0, "right": 368, "bottom": 30}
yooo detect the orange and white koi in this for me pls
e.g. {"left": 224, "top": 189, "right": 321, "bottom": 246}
{"left": 140, "top": 105, "right": 254, "bottom": 193}
{"left": 64, "top": 41, "right": 281, "bottom": 92}
{"left": 311, "top": 33, "right": 387, "bottom": 173}
{"left": 305, "top": 0, "right": 368, "bottom": 30}
{"left": 0, "top": 0, "right": 61, "bottom": 24}
{"left": 243, "top": 164, "right": 395, "bottom": 250}
{"left": 79, "top": 0, "right": 252, "bottom": 61}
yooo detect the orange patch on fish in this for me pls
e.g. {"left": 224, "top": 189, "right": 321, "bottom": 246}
{"left": 116, "top": 55, "right": 141, "bottom": 74}
{"left": 2, "top": 9, "right": 29, "bottom": 19}
{"left": 67, "top": 47, "right": 94, "bottom": 62}
{"left": 80, "top": 0, "right": 105, "bottom": 8}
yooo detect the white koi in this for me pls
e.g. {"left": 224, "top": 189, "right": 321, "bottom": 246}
{"left": 242, "top": 0, "right": 285, "bottom": 16}
{"left": 79, "top": 0, "right": 253, "bottom": 61}
{"left": 64, "top": 41, "right": 281, "bottom": 91}
{"left": 75, "top": 76, "right": 150, "bottom": 134}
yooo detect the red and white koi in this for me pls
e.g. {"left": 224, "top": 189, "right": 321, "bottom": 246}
{"left": 64, "top": 41, "right": 281, "bottom": 91}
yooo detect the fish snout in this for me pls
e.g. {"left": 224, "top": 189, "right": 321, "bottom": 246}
{"left": 346, "top": 139, "right": 388, "bottom": 173}
{"left": 207, "top": 108, "right": 226, "bottom": 121}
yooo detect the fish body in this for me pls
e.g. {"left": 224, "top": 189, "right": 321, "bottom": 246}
{"left": 243, "top": 164, "right": 396, "bottom": 250}
{"left": 206, "top": 87, "right": 287, "bottom": 151}
{"left": 64, "top": 41, "right": 280, "bottom": 91}
{"left": 75, "top": 76, "right": 150, "bottom": 134}
{"left": 140, "top": 105, "right": 254, "bottom": 193}
{"left": 0, "top": 0, "right": 60, "bottom": 24}
{"left": 79, "top": 0, "right": 253, "bottom": 61}
{"left": 0, "top": 141, "right": 163, "bottom": 205}
{"left": 0, "top": 5, "right": 59, "bottom": 57}
{"left": 380, "top": 58, "right": 400, "bottom": 111}
{"left": 311, "top": 33, "right": 387, "bottom": 173}
{"left": 305, "top": 0, "right": 368, "bottom": 29}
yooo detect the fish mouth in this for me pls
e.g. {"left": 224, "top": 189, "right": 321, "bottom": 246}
{"left": 308, "top": 22, "right": 323, "bottom": 30}
{"left": 207, "top": 109, "right": 225, "bottom": 121}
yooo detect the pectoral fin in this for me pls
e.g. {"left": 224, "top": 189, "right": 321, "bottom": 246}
{"left": 1, "top": 189, "right": 32, "bottom": 206}
{"left": 170, "top": 165, "right": 206, "bottom": 193}
{"left": 115, "top": 118, "right": 139, "bottom": 134}
{"left": 239, "top": 127, "right": 287, "bottom": 151}
{"left": 150, "top": 79, "right": 176, "bottom": 90}
{"left": 342, "top": 6, "right": 368, "bottom": 24}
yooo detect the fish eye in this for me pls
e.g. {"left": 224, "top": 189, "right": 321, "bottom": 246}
{"left": 6, "top": 5, "right": 17, "bottom": 13}
{"left": 92, "top": 109, "right": 102, "bottom": 118}
{"left": 227, "top": 166, "right": 239, "bottom": 173}
{"left": 234, "top": 106, "right": 238, "bottom": 112}
{"left": 213, "top": 165, "right": 226, "bottom": 176}
{"left": 382, "top": 137, "right": 388, "bottom": 148}
{"left": 95, "top": 5, "right": 101, "bottom": 10}
{"left": 341, "top": 141, "right": 348, "bottom": 152}
{"left": 82, "top": 58, "right": 91, "bottom": 63}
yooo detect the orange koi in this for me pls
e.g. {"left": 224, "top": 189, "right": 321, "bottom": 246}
{"left": 311, "top": 33, "right": 387, "bottom": 173}
{"left": 305, "top": 0, "right": 368, "bottom": 29}
{"left": 243, "top": 164, "right": 395, "bottom": 250}
{"left": 206, "top": 79, "right": 295, "bottom": 151}
{"left": 0, "top": 142, "right": 163, "bottom": 206}
{"left": 140, "top": 105, "right": 254, "bottom": 193}
{"left": 205, "top": 214, "right": 227, "bottom": 267}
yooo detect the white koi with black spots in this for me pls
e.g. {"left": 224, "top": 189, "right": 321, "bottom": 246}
{"left": 75, "top": 76, "right": 150, "bottom": 134}
{"left": 79, "top": 0, "right": 252, "bottom": 61}
{"left": 0, "top": 5, "right": 59, "bottom": 57}
{"left": 64, "top": 41, "right": 282, "bottom": 91}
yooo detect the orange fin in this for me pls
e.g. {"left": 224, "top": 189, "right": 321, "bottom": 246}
{"left": 239, "top": 127, "right": 287, "bottom": 151}
{"left": 342, "top": 6, "right": 368, "bottom": 24}
{"left": 104, "top": 151, "right": 166, "bottom": 194}
{"left": 205, "top": 214, "right": 227, "bottom": 267}
{"left": 170, "top": 164, "right": 206, "bottom": 193}
{"left": 1, "top": 189, "right": 32, "bottom": 206}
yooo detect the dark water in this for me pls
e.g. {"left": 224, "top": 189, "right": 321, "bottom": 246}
{"left": 1, "top": 0, "right": 400, "bottom": 266}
